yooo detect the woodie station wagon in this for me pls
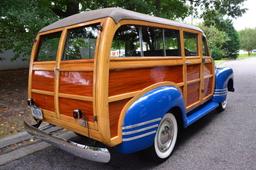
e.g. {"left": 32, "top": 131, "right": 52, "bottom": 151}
{"left": 24, "top": 8, "right": 234, "bottom": 163}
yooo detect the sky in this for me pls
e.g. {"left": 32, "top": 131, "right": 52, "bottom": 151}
{"left": 233, "top": 0, "right": 256, "bottom": 30}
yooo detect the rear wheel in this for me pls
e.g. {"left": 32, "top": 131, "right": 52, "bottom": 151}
{"left": 150, "top": 113, "right": 178, "bottom": 162}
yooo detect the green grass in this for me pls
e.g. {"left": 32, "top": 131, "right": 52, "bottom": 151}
{"left": 214, "top": 52, "right": 256, "bottom": 66}
{"left": 237, "top": 52, "right": 256, "bottom": 59}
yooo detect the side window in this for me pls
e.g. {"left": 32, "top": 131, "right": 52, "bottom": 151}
{"left": 36, "top": 32, "right": 61, "bottom": 61}
{"left": 63, "top": 24, "right": 100, "bottom": 60}
{"left": 202, "top": 36, "right": 209, "bottom": 56}
{"left": 184, "top": 32, "right": 198, "bottom": 56}
{"left": 111, "top": 25, "right": 141, "bottom": 57}
{"left": 164, "top": 29, "right": 180, "bottom": 56}
{"left": 111, "top": 25, "right": 181, "bottom": 58}
{"left": 142, "top": 27, "right": 164, "bottom": 56}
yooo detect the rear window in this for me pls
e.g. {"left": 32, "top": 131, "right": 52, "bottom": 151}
{"left": 36, "top": 32, "right": 61, "bottom": 61}
{"left": 63, "top": 24, "right": 100, "bottom": 60}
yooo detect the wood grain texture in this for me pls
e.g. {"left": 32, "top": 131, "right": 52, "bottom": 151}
{"left": 187, "top": 81, "right": 200, "bottom": 106}
{"left": 59, "top": 71, "right": 93, "bottom": 96}
{"left": 32, "top": 71, "right": 55, "bottom": 91}
{"left": 59, "top": 98, "right": 94, "bottom": 121}
{"left": 31, "top": 93, "right": 54, "bottom": 111}
{"left": 109, "top": 98, "right": 131, "bottom": 137}
{"left": 203, "top": 77, "right": 213, "bottom": 97}
{"left": 187, "top": 64, "right": 200, "bottom": 81}
{"left": 203, "top": 63, "right": 213, "bottom": 76}
{"left": 109, "top": 66, "right": 183, "bottom": 96}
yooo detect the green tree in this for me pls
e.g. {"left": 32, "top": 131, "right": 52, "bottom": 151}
{"left": 0, "top": 0, "right": 246, "bottom": 60}
{"left": 239, "top": 28, "right": 256, "bottom": 55}
{"left": 199, "top": 24, "right": 229, "bottom": 59}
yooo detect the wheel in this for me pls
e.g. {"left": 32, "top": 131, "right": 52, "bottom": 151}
{"left": 217, "top": 97, "right": 228, "bottom": 112}
{"left": 149, "top": 113, "right": 178, "bottom": 162}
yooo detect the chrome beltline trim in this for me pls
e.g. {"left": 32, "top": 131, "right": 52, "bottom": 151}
{"left": 122, "top": 117, "right": 161, "bottom": 130}
{"left": 123, "top": 130, "right": 157, "bottom": 142}
{"left": 122, "top": 124, "right": 159, "bottom": 135}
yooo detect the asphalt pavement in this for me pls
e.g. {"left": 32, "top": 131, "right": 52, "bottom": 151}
{"left": 1, "top": 58, "right": 256, "bottom": 170}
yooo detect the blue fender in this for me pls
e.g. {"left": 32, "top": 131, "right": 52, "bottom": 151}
{"left": 115, "top": 85, "right": 186, "bottom": 154}
{"left": 213, "top": 67, "right": 234, "bottom": 103}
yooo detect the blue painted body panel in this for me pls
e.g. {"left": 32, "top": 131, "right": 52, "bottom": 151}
{"left": 213, "top": 67, "right": 234, "bottom": 103}
{"left": 115, "top": 67, "right": 234, "bottom": 154}
{"left": 115, "top": 86, "right": 185, "bottom": 154}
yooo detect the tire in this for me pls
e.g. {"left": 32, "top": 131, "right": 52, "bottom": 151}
{"left": 147, "top": 113, "right": 178, "bottom": 162}
{"left": 217, "top": 97, "right": 228, "bottom": 112}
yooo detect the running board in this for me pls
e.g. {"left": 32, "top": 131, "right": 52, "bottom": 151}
{"left": 185, "top": 101, "right": 219, "bottom": 127}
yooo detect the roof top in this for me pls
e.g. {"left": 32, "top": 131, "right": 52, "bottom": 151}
{"left": 40, "top": 8, "right": 202, "bottom": 33}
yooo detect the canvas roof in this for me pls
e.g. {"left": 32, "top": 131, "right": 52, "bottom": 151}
{"left": 40, "top": 7, "right": 202, "bottom": 33}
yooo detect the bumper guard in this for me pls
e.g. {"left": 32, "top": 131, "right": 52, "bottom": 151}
{"left": 24, "top": 121, "right": 111, "bottom": 163}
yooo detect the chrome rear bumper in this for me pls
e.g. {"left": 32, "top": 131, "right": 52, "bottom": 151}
{"left": 24, "top": 121, "right": 111, "bottom": 163}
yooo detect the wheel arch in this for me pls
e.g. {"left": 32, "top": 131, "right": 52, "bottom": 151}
{"left": 114, "top": 81, "right": 186, "bottom": 153}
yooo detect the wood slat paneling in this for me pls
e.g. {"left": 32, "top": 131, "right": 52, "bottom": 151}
{"left": 59, "top": 71, "right": 93, "bottom": 96}
{"left": 187, "top": 81, "right": 200, "bottom": 106}
{"left": 204, "top": 63, "right": 213, "bottom": 76}
{"left": 59, "top": 98, "right": 94, "bottom": 121}
{"left": 32, "top": 93, "right": 55, "bottom": 111}
{"left": 109, "top": 66, "right": 183, "bottom": 96}
{"left": 109, "top": 98, "right": 131, "bottom": 137}
{"left": 32, "top": 71, "right": 55, "bottom": 92}
{"left": 204, "top": 77, "right": 213, "bottom": 97}
{"left": 187, "top": 65, "right": 200, "bottom": 81}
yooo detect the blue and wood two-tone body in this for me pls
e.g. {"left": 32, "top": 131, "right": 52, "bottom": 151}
{"left": 25, "top": 8, "right": 235, "bottom": 162}
{"left": 115, "top": 67, "right": 234, "bottom": 154}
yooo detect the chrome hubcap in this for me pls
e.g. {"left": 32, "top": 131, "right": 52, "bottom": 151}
{"left": 157, "top": 119, "right": 174, "bottom": 152}
{"left": 222, "top": 99, "right": 227, "bottom": 109}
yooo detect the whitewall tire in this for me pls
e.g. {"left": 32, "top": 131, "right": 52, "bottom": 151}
{"left": 218, "top": 97, "right": 228, "bottom": 112}
{"left": 153, "top": 113, "right": 178, "bottom": 160}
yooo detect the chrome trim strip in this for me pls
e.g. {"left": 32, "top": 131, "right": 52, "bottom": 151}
{"left": 214, "top": 88, "right": 227, "bottom": 91}
{"left": 24, "top": 121, "right": 110, "bottom": 163}
{"left": 122, "top": 118, "right": 161, "bottom": 130}
{"left": 122, "top": 124, "right": 159, "bottom": 135}
{"left": 123, "top": 130, "right": 157, "bottom": 142}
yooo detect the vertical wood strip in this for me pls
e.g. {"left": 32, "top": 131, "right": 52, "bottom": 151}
{"left": 28, "top": 34, "right": 40, "bottom": 99}
{"left": 55, "top": 29, "right": 67, "bottom": 118}
{"left": 180, "top": 29, "right": 187, "bottom": 106}
{"left": 199, "top": 33, "right": 204, "bottom": 104}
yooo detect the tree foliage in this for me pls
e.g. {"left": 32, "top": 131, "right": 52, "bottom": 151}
{"left": 0, "top": 0, "right": 246, "bottom": 60}
{"left": 199, "top": 24, "right": 229, "bottom": 59}
{"left": 239, "top": 28, "right": 256, "bottom": 55}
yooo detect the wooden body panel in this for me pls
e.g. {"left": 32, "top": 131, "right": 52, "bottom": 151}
{"left": 109, "top": 65, "right": 183, "bottom": 96}
{"left": 28, "top": 17, "right": 215, "bottom": 146}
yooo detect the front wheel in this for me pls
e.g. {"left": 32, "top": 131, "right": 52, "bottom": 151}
{"left": 217, "top": 97, "right": 228, "bottom": 112}
{"left": 150, "top": 113, "right": 178, "bottom": 162}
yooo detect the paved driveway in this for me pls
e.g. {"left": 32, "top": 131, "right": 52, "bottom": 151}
{"left": 1, "top": 58, "right": 256, "bottom": 170}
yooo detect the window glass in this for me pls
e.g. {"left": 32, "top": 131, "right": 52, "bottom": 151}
{"left": 111, "top": 25, "right": 141, "bottom": 57}
{"left": 110, "top": 25, "right": 181, "bottom": 57}
{"left": 202, "top": 36, "right": 209, "bottom": 56}
{"left": 184, "top": 32, "right": 198, "bottom": 56}
{"left": 63, "top": 24, "right": 100, "bottom": 60}
{"left": 142, "top": 27, "right": 164, "bottom": 56}
{"left": 164, "top": 29, "right": 180, "bottom": 56}
{"left": 36, "top": 32, "right": 61, "bottom": 61}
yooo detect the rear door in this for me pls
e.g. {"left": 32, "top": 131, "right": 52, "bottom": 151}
{"left": 29, "top": 31, "right": 62, "bottom": 116}
{"left": 58, "top": 24, "right": 101, "bottom": 129}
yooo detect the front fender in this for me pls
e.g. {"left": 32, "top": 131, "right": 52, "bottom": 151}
{"left": 115, "top": 84, "right": 186, "bottom": 154}
{"left": 213, "top": 67, "right": 234, "bottom": 103}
